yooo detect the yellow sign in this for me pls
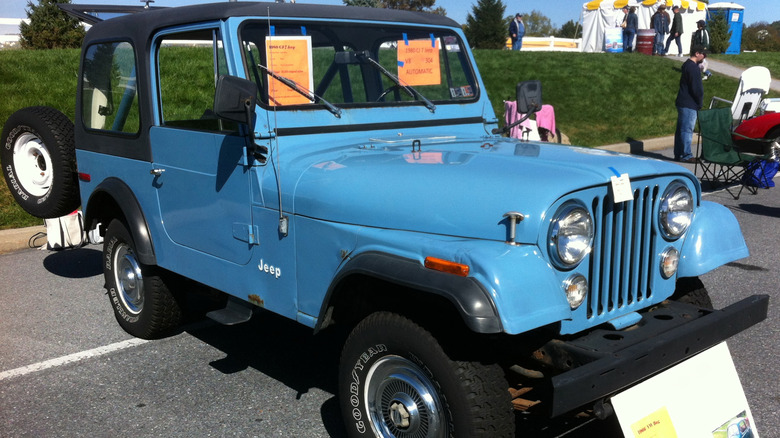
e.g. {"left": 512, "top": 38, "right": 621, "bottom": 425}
{"left": 397, "top": 39, "right": 441, "bottom": 87}
{"left": 265, "top": 36, "right": 313, "bottom": 106}
{"left": 631, "top": 407, "right": 678, "bottom": 438}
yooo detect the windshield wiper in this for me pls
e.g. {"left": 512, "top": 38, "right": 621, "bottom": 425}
{"left": 258, "top": 64, "right": 342, "bottom": 118}
{"left": 354, "top": 51, "right": 436, "bottom": 113}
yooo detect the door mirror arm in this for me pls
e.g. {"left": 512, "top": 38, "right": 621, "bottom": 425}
{"left": 214, "top": 75, "right": 267, "bottom": 162}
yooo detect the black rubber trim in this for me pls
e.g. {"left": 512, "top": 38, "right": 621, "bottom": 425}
{"left": 320, "top": 251, "right": 502, "bottom": 333}
{"left": 275, "top": 117, "right": 485, "bottom": 137}
{"left": 550, "top": 294, "right": 769, "bottom": 417}
{"left": 85, "top": 177, "right": 156, "bottom": 265}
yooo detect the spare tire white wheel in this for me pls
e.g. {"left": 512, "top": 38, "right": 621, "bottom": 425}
{"left": 1, "top": 106, "right": 80, "bottom": 218}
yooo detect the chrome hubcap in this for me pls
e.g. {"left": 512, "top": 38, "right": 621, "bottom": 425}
{"left": 366, "top": 356, "right": 445, "bottom": 438}
{"left": 113, "top": 243, "right": 144, "bottom": 314}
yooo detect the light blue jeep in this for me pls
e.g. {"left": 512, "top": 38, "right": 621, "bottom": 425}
{"left": 0, "top": 2, "right": 768, "bottom": 436}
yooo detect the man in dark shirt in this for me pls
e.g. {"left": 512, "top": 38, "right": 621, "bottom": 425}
{"left": 664, "top": 6, "right": 684, "bottom": 56}
{"left": 674, "top": 46, "right": 707, "bottom": 162}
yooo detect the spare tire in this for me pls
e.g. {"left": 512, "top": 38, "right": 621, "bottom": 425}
{"left": 1, "top": 106, "right": 80, "bottom": 218}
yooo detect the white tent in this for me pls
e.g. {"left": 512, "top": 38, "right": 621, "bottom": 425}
{"left": 581, "top": 0, "right": 707, "bottom": 54}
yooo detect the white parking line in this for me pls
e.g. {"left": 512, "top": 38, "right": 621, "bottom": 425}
{"left": 0, "top": 338, "right": 149, "bottom": 382}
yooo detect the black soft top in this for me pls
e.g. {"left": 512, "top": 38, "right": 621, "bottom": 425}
{"left": 84, "top": 1, "right": 458, "bottom": 45}
{"left": 75, "top": 2, "right": 460, "bottom": 162}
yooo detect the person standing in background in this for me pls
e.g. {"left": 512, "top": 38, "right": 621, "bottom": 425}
{"left": 692, "top": 20, "right": 712, "bottom": 79}
{"left": 509, "top": 13, "right": 525, "bottom": 51}
{"left": 623, "top": 6, "right": 638, "bottom": 52}
{"left": 652, "top": 5, "right": 670, "bottom": 55}
{"left": 674, "top": 46, "right": 708, "bottom": 163}
{"left": 664, "top": 6, "right": 684, "bottom": 56}
{"left": 691, "top": 19, "right": 710, "bottom": 49}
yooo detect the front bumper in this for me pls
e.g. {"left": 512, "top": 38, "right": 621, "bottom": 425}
{"left": 544, "top": 294, "right": 769, "bottom": 417}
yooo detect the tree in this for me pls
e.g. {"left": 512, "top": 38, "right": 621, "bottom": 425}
{"left": 742, "top": 22, "right": 780, "bottom": 52}
{"left": 343, "top": 0, "right": 381, "bottom": 7}
{"left": 522, "top": 10, "right": 555, "bottom": 37}
{"left": 343, "top": 0, "right": 446, "bottom": 15}
{"left": 19, "top": 0, "right": 85, "bottom": 49}
{"left": 557, "top": 19, "right": 581, "bottom": 38}
{"left": 707, "top": 12, "right": 731, "bottom": 54}
{"left": 771, "top": 20, "right": 780, "bottom": 35}
{"left": 463, "top": 0, "right": 507, "bottom": 49}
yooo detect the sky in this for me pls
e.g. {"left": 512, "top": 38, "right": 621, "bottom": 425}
{"left": 2, "top": 0, "right": 779, "bottom": 28}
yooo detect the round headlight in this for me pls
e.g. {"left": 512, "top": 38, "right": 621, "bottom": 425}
{"left": 659, "top": 182, "right": 693, "bottom": 239}
{"left": 660, "top": 247, "right": 680, "bottom": 279}
{"left": 550, "top": 203, "right": 593, "bottom": 268}
{"left": 563, "top": 274, "right": 588, "bottom": 309}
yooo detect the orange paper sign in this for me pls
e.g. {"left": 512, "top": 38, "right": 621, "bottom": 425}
{"left": 397, "top": 39, "right": 441, "bottom": 86}
{"left": 265, "top": 36, "right": 313, "bottom": 106}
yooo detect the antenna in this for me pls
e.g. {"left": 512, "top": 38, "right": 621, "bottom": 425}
{"left": 265, "top": 7, "right": 289, "bottom": 237}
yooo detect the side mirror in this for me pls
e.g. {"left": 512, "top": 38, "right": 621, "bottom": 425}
{"left": 492, "top": 80, "right": 543, "bottom": 135}
{"left": 214, "top": 75, "right": 258, "bottom": 125}
{"left": 516, "top": 80, "right": 542, "bottom": 114}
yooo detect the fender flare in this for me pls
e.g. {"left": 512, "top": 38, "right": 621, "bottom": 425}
{"left": 318, "top": 251, "right": 502, "bottom": 333}
{"left": 84, "top": 177, "right": 156, "bottom": 265}
{"left": 679, "top": 200, "right": 748, "bottom": 277}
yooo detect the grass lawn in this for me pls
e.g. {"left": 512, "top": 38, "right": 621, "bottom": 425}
{"left": 0, "top": 49, "right": 80, "bottom": 230}
{"left": 0, "top": 48, "right": 750, "bottom": 229}
{"left": 477, "top": 50, "right": 742, "bottom": 146}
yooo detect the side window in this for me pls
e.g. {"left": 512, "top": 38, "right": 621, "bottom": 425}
{"left": 81, "top": 42, "right": 139, "bottom": 134}
{"left": 157, "top": 28, "right": 234, "bottom": 132}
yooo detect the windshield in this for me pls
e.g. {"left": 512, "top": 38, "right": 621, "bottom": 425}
{"left": 240, "top": 21, "right": 477, "bottom": 110}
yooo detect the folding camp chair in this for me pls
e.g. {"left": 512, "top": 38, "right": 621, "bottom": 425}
{"left": 709, "top": 66, "right": 771, "bottom": 125}
{"left": 695, "top": 107, "right": 772, "bottom": 199}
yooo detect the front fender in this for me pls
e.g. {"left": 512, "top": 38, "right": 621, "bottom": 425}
{"left": 465, "top": 244, "right": 572, "bottom": 335}
{"left": 318, "top": 251, "right": 503, "bottom": 333}
{"left": 678, "top": 200, "right": 748, "bottom": 277}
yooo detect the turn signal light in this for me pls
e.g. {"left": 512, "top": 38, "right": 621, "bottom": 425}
{"left": 424, "top": 257, "right": 469, "bottom": 277}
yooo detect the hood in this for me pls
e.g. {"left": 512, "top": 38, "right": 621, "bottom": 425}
{"left": 291, "top": 137, "right": 692, "bottom": 243}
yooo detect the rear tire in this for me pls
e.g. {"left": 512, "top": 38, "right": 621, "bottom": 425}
{"left": 1, "top": 106, "right": 80, "bottom": 218}
{"left": 103, "top": 219, "right": 182, "bottom": 339}
{"left": 339, "top": 311, "right": 514, "bottom": 437}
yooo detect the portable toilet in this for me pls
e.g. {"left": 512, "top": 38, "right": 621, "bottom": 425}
{"left": 707, "top": 2, "right": 744, "bottom": 54}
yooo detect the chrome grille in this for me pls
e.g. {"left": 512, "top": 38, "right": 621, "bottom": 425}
{"left": 587, "top": 185, "right": 660, "bottom": 319}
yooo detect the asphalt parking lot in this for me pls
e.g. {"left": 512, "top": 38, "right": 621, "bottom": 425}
{"left": 0, "top": 146, "right": 777, "bottom": 437}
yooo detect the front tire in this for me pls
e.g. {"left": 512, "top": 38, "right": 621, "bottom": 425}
{"left": 103, "top": 219, "right": 182, "bottom": 339}
{"left": 1, "top": 106, "right": 80, "bottom": 218}
{"left": 673, "top": 276, "right": 713, "bottom": 309}
{"left": 339, "top": 312, "right": 514, "bottom": 438}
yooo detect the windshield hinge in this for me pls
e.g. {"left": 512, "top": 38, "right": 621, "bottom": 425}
{"left": 255, "top": 130, "right": 276, "bottom": 140}
{"left": 232, "top": 223, "right": 260, "bottom": 245}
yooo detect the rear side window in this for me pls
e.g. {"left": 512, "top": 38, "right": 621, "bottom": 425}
{"left": 81, "top": 42, "right": 139, "bottom": 134}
